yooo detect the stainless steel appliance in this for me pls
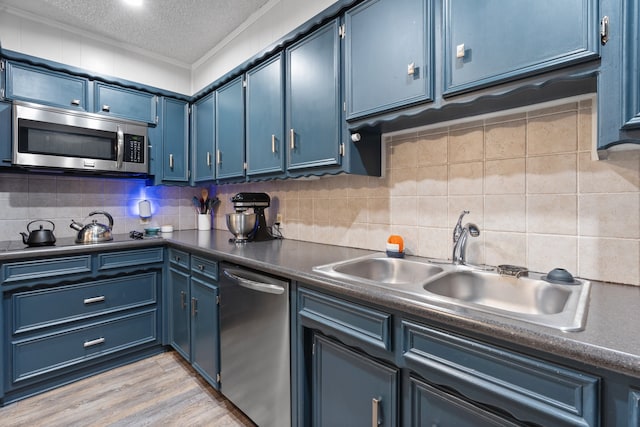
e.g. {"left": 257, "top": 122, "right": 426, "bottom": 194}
{"left": 70, "top": 211, "right": 114, "bottom": 244}
{"left": 13, "top": 101, "right": 148, "bottom": 175}
{"left": 228, "top": 192, "right": 275, "bottom": 242}
{"left": 219, "top": 263, "right": 290, "bottom": 427}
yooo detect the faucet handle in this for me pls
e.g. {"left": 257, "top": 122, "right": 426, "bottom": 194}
{"left": 453, "top": 210, "right": 470, "bottom": 241}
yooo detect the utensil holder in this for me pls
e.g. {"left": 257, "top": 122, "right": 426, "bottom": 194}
{"left": 197, "top": 214, "right": 211, "bottom": 231}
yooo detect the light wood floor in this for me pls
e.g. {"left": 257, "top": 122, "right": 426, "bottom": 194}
{"left": 0, "top": 351, "right": 256, "bottom": 427}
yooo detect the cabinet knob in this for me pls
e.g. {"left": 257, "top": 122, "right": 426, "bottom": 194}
{"left": 102, "top": 104, "right": 110, "bottom": 112}
{"left": 456, "top": 44, "right": 466, "bottom": 59}
{"left": 407, "top": 62, "right": 416, "bottom": 75}
{"left": 169, "top": 153, "right": 174, "bottom": 169}
{"left": 198, "top": 264, "right": 205, "bottom": 271}
{"left": 351, "top": 133, "right": 361, "bottom": 142}
{"left": 70, "top": 99, "right": 81, "bottom": 106}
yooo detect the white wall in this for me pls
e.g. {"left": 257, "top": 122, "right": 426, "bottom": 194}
{"left": 191, "top": 0, "right": 339, "bottom": 94}
{"left": 0, "top": 8, "right": 191, "bottom": 95}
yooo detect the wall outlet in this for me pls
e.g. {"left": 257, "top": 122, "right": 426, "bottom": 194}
{"left": 276, "top": 213, "right": 283, "bottom": 223}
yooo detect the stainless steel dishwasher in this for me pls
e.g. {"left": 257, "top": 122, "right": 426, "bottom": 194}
{"left": 219, "top": 263, "right": 291, "bottom": 427}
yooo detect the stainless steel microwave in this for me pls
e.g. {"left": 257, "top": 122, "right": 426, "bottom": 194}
{"left": 13, "top": 101, "right": 148, "bottom": 175}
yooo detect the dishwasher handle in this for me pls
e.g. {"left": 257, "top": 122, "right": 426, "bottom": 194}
{"left": 223, "top": 268, "right": 286, "bottom": 295}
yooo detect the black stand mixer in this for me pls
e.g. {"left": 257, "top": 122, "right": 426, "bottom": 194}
{"left": 230, "top": 192, "right": 274, "bottom": 242}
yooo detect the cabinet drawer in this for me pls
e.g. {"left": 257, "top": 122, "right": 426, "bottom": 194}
{"left": 298, "top": 288, "right": 391, "bottom": 351}
{"left": 97, "top": 248, "right": 164, "bottom": 271}
{"left": 2, "top": 256, "right": 92, "bottom": 284}
{"left": 168, "top": 248, "right": 190, "bottom": 270}
{"left": 11, "top": 309, "right": 158, "bottom": 384}
{"left": 191, "top": 256, "right": 218, "bottom": 281}
{"left": 11, "top": 272, "right": 158, "bottom": 334}
{"left": 402, "top": 320, "right": 599, "bottom": 427}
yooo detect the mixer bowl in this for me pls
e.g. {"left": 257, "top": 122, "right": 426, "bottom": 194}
{"left": 226, "top": 213, "right": 257, "bottom": 241}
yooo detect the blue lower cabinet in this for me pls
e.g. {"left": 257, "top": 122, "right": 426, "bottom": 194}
{"left": 12, "top": 309, "right": 158, "bottom": 385}
{"left": 312, "top": 333, "right": 398, "bottom": 427}
{"left": 409, "top": 376, "right": 520, "bottom": 426}
{"left": 629, "top": 389, "right": 640, "bottom": 427}
{"left": 168, "top": 252, "right": 220, "bottom": 390}
{"left": 190, "top": 277, "right": 219, "bottom": 388}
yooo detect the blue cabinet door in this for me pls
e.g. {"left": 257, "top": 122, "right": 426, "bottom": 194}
{"left": 161, "top": 98, "right": 189, "bottom": 182}
{"left": 169, "top": 267, "right": 190, "bottom": 360}
{"left": 312, "top": 334, "right": 398, "bottom": 427}
{"left": 215, "top": 76, "right": 245, "bottom": 180}
{"left": 0, "top": 101, "right": 11, "bottom": 167}
{"left": 5, "top": 62, "right": 88, "bottom": 110}
{"left": 597, "top": 0, "right": 640, "bottom": 149}
{"left": 190, "top": 277, "right": 220, "bottom": 389}
{"left": 246, "top": 54, "right": 285, "bottom": 177}
{"left": 192, "top": 93, "right": 216, "bottom": 183}
{"left": 94, "top": 82, "right": 157, "bottom": 124}
{"left": 286, "top": 20, "right": 341, "bottom": 171}
{"left": 444, "top": 0, "right": 599, "bottom": 95}
{"left": 345, "top": 0, "right": 433, "bottom": 119}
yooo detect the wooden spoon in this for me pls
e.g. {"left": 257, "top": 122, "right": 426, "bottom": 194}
{"left": 200, "top": 188, "right": 209, "bottom": 213}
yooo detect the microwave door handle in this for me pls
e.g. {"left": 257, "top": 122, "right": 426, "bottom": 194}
{"left": 116, "top": 126, "right": 124, "bottom": 169}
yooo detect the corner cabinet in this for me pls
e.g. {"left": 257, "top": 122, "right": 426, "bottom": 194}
{"left": 215, "top": 76, "right": 246, "bottom": 181}
{"left": 246, "top": 53, "right": 286, "bottom": 178}
{"left": 286, "top": 20, "right": 342, "bottom": 173}
{"left": 344, "top": 0, "right": 433, "bottom": 120}
{"left": 443, "top": 0, "right": 599, "bottom": 95}
{"left": 191, "top": 92, "right": 216, "bottom": 183}
{"left": 167, "top": 248, "right": 220, "bottom": 389}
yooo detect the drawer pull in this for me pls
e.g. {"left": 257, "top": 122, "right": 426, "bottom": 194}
{"left": 197, "top": 264, "right": 205, "bottom": 271}
{"left": 83, "top": 296, "right": 106, "bottom": 305}
{"left": 191, "top": 297, "right": 198, "bottom": 316}
{"left": 180, "top": 291, "right": 187, "bottom": 310}
{"left": 372, "top": 397, "right": 381, "bottom": 427}
{"left": 70, "top": 99, "right": 81, "bottom": 106}
{"left": 84, "top": 337, "right": 105, "bottom": 348}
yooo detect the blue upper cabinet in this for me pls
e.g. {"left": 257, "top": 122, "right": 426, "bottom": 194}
{"left": 192, "top": 93, "right": 216, "bottom": 183}
{"left": 161, "top": 97, "right": 189, "bottom": 182}
{"left": 0, "top": 101, "right": 11, "bottom": 167}
{"left": 286, "top": 20, "right": 342, "bottom": 172}
{"left": 245, "top": 53, "right": 285, "bottom": 178}
{"left": 345, "top": 0, "right": 433, "bottom": 120}
{"left": 4, "top": 61, "right": 88, "bottom": 110}
{"left": 215, "top": 76, "right": 246, "bottom": 181}
{"left": 94, "top": 82, "right": 157, "bottom": 124}
{"left": 598, "top": 0, "right": 640, "bottom": 149}
{"left": 444, "top": 0, "right": 599, "bottom": 96}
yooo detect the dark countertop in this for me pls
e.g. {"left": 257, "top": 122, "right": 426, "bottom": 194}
{"left": 2, "top": 229, "right": 639, "bottom": 378}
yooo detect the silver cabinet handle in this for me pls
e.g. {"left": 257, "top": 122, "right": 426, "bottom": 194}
{"left": 372, "top": 397, "right": 381, "bottom": 427}
{"left": 290, "top": 128, "right": 295, "bottom": 150}
{"left": 84, "top": 337, "right": 105, "bottom": 348}
{"left": 197, "top": 264, "right": 205, "bottom": 271}
{"left": 223, "top": 269, "right": 285, "bottom": 295}
{"left": 216, "top": 149, "right": 222, "bottom": 165}
{"left": 116, "top": 125, "right": 124, "bottom": 169}
{"left": 601, "top": 16, "right": 609, "bottom": 45}
{"left": 83, "top": 296, "right": 106, "bottom": 305}
{"left": 180, "top": 290, "right": 187, "bottom": 310}
{"left": 271, "top": 134, "right": 276, "bottom": 153}
{"left": 70, "top": 99, "right": 81, "bottom": 106}
{"left": 102, "top": 105, "right": 110, "bottom": 112}
{"left": 407, "top": 62, "right": 416, "bottom": 75}
{"left": 206, "top": 151, "right": 212, "bottom": 166}
{"left": 191, "top": 297, "right": 198, "bottom": 316}
{"left": 169, "top": 153, "right": 174, "bottom": 169}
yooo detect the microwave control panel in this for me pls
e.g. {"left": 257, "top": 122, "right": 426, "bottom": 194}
{"left": 124, "top": 134, "right": 145, "bottom": 163}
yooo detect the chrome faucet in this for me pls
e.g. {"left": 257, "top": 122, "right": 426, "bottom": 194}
{"left": 452, "top": 210, "right": 480, "bottom": 265}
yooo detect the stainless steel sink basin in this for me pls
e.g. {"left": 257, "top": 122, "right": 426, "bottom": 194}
{"left": 313, "top": 253, "right": 590, "bottom": 331}
{"left": 328, "top": 256, "right": 444, "bottom": 285}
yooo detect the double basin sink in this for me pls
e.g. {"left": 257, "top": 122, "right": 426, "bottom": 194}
{"left": 313, "top": 253, "right": 590, "bottom": 331}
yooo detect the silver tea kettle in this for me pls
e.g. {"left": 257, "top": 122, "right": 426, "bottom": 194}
{"left": 20, "top": 219, "right": 57, "bottom": 247}
{"left": 70, "top": 211, "right": 114, "bottom": 244}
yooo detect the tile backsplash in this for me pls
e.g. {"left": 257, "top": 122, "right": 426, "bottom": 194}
{"left": 215, "top": 98, "right": 640, "bottom": 286}
{"left": 1, "top": 98, "right": 638, "bottom": 286}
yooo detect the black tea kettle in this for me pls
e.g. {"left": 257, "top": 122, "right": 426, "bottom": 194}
{"left": 20, "top": 220, "right": 57, "bottom": 247}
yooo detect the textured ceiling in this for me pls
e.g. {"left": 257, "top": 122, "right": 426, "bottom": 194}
{"left": 0, "top": 0, "right": 271, "bottom": 66}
